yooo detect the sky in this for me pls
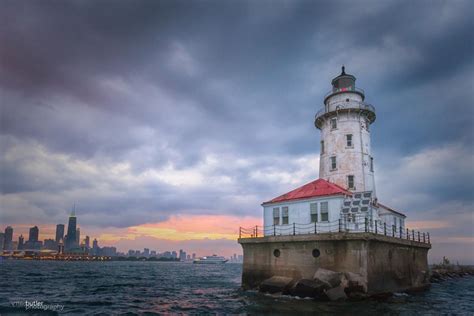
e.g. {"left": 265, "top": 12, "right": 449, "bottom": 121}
{"left": 0, "top": 0, "right": 473, "bottom": 262}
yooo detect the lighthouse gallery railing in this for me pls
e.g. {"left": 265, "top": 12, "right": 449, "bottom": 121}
{"left": 315, "top": 101, "right": 376, "bottom": 121}
{"left": 239, "top": 215, "right": 431, "bottom": 244}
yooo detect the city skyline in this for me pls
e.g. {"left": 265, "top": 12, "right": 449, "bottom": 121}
{"left": 0, "top": 1, "right": 473, "bottom": 264}
{"left": 0, "top": 219, "right": 241, "bottom": 258}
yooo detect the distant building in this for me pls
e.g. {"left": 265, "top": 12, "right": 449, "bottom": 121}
{"left": 151, "top": 250, "right": 157, "bottom": 257}
{"left": 179, "top": 249, "right": 186, "bottom": 261}
{"left": 0, "top": 233, "right": 4, "bottom": 250}
{"left": 4, "top": 226, "right": 13, "bottom": 250}
{"left": 18, "top": 234, "right": 24, "bottom": 250}
{"left": 187, "top": 254, "right": 191, "bottom": 260}
{"left": 26, "top": 225, "right": 41, "bottom": 249}
{"left": 192, "top": 253, "right": 196, "bottom": 260}
{"left": 55, "top": 224, "right": 65, "bottom": 243}
{"left": 101, "top": 247, "right": 117, "bottom": 256}
{"left": 57, "top": 239, "right": 64, "bottom": 254}
{"left": 65, "top": 209, "right": 78, "bottom": 251}
{"left": 91, "top": 238, "right": 99, "bottom": 255}
{"left": 171, "top": 251, "right": 177, "bottom": 259}
{"left": 43, "top": 239, "right": 57, "bottom": 250}
{"left": 76, "top": 228, "right": 80, "bottom": 245}
{"left": 84, "top": 236, "right": 90, "bottom": 249}
{"left": 29, "top": 226, "right": 39, "bottom": 243}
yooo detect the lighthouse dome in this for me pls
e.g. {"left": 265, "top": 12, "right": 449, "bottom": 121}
{"left": 324, "top": 66, "right": 365, "bottom": 104}
{"left": 331, "top": 66, "right": 355, "bottom": 90}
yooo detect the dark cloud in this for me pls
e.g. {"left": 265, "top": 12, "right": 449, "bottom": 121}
{"left": 1, "top": 0, "right": 473, "bottom": 259}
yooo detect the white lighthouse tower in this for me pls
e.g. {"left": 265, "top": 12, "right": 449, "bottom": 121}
{"left": 315, "top": 66, "right": 376, "bottom": 196}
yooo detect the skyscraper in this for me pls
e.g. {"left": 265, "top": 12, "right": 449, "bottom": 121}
{"left": 85, "top": 236, "right": 90, "bottom": 249}
{"left": 55, "top": 224, "right": 64, "bottom": 243}
{"left": 65, "top": 207, "right": 77, "bottom": 250}
{"left": 0, "top": 233, "right": 4, "bottom": 250}
{"left": 91, "top": 238, "right": 99, "bottom": 255}
{"left": 29, "top": 226, "right": 39, "bottom": 242}
{"left": 4, "top": 226, "right": 13, "bottom": 250}
{"left": 18, "top": 235, "right": 24, "bottom": 250}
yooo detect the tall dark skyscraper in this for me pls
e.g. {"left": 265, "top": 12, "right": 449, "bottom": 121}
{"left": 85, "top": 236, "right": 90, "bottom": 249}
{"left": 29, "top": 226, "right": 39, "bottom": 242}
{"left": 65, "top": 208, "right": 77, "bottom": 250}
{"left": 55, "top": 224, "right": 65, "bottom": 243}
{"left": 4, "top": 226, "right": 13, "bottom": 250}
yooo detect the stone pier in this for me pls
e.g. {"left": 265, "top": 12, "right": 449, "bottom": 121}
{"left": 238, "top": 232, "right": 431, "bottom": 295}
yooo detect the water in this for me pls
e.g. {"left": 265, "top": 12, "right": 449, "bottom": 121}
{"left": 1, "top": 261, "right": 473, "bottom": 315}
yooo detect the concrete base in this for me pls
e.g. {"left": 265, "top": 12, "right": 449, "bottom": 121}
{"left": 238, "top": 232, "right": 430, "bottom": 295}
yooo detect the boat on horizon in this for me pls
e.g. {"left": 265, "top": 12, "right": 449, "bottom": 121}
{"left": 193, "top": 255, "right": 228, "bottom": 264}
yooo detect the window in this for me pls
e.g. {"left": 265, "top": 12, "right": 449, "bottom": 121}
{"left": 330, "top": 156, "right": 337, "bottom": 170}
{"left": 282, "top": 207, "right": 289, "bottom": 225}
{"left": 310, "top": 203, "right": 318, "bottom": 223}
{"left": 320, "top": 202, "right": 329, "bottom": 221}
{"left": 346, "top": 134, "right": 353, "bottom": 147}
{"left": 348, "top": 175, "right": 355, "bottom": 189}
{"left": 273, "top": 207, "right": 280, "bottom": 225}
{"left": 330, "top": 118, "right": 337, "bottom": 130}
{"left": 320, "top": 141, "right": 325, "bottom": 155}
{"left": 370, "top": 157, "right": 374, "bottom": 172}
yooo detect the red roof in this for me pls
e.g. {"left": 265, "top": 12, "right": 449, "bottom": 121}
{"left": 262, "top": 178, "right": 351, "bottom": 205}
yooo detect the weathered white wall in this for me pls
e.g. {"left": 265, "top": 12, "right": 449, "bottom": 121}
{"left": 319, "top": 92, "right": 376, "bottom": 196}
{"left": 378, "top": 210, "right": 405, "bottom": 231}
{"left": 263, "top": 196, "right": 344, "bottom": 236}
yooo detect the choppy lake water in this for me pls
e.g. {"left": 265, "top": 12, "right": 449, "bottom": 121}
{"left": 0, "top": 260, "right": 473, "bottom": 315}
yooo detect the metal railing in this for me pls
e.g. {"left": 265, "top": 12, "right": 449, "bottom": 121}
{"left": 239, "top": 215, "right": 430, "bottom": 244}
{"left": 315, "top": 101, "right": 376, "bottom": 121}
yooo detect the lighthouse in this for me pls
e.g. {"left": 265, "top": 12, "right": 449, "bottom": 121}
{"left": 316, "top": 66, "right": 376, "bottom": 195}
{"left": 238, "top": 67, "right": 431, "bottom": 296}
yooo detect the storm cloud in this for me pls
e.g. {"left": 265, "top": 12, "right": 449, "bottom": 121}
{"left": 1, "top": 0, "right": 473, "bottom": 261}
